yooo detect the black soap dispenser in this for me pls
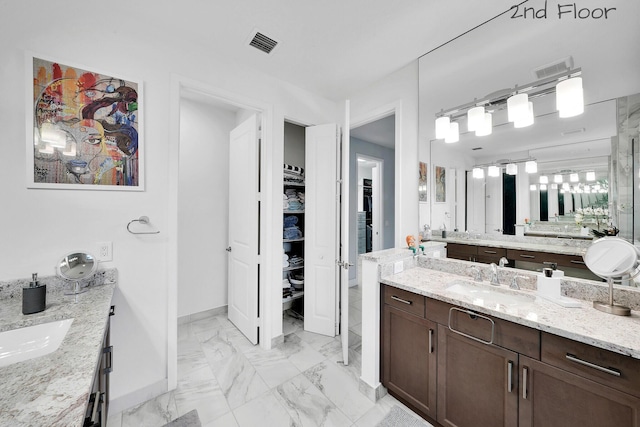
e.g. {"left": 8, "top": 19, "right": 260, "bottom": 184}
{"left": 23, "top": 273, "right": 46, "bottom": 315}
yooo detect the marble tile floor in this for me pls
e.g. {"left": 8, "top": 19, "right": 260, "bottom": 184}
{"left": 107, "top": 285, "right": 433, "bottom": 427}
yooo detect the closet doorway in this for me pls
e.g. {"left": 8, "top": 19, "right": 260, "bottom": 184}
{"left": 357, "top": 156, "right": 383, "bottom": 253}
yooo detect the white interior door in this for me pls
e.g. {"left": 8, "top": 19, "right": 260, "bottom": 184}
{"left": 467, "top": 173, "right": 486, "bottom": 233}
{"left": 371, "top": 164, "right": 382, "bottom": 251}
{"left": 227, "top": 114, "right": 259, "bottom": 344}
{"left": 305, "top": 123, "right": 339, "bottom": 337}
{"left": 340, "top": 101, "right": 350, "bottom": 364}
{"left": 485, "top": 175, "right": 503, "bottom": 235}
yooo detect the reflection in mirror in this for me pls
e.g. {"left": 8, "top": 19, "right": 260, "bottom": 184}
{"left": 417, "top": 3, "right": 639, "bottom": 283}
{"left": 57, "top": 252, "right": 98, "bottom": 295}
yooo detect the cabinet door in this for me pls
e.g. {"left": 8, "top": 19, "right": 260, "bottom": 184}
{"left": 519, "top": 356, "right": 640, "bottom": 427}
{"left": 382, "top": 305, "right": 437, "bottom": 420}
{"left": 446, "top": 243, "right": 476, "bottom": 261}
{"left": 437, "top": 324, "right": 518, "bottom": 427}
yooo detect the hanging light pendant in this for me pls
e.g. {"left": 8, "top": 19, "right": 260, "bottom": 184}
{"left": 445, "top": 122, "right": 459, "bottom": 143}
{"left": 570, "top": 173, "right": 579, "bottom": 182}
{"left": 506, "top": 163, "right": 518, "bottom": 175}
{"left": 507, "top": 93, "right": 529, "bottom": 123}
{"left": 525, "top": 160, "right": 537, "bottom": 173}
{"left": 472, "top": 167, "right": 485, "bottom": 179}
{"left": 586, "top": 171, "right": 596, "bottom": 181}
{"left": 554, "top": 174, "right": 563, "bottom": 183}
{"left": 530, "top": 184, "right": 537, "bottom": 191}
{"left": 539, "top": 175, "right": 549, "bottom": 184}
{"left": 488, "top": 165, "right": 500, "bottom": 177}
{"left": 475, "top": 112, "right": 492, "bottom": 136}
{"left": 556, "top": 77, "right": 584, "bottom": 118}
{"left": 467, "top": 106, "right": 485, "bottom": 132}
{"left": 514, "top": 102, "right": 534, "bottom": 128}
{"left": 435, "top": 116, "right": 450, "bottom": 139}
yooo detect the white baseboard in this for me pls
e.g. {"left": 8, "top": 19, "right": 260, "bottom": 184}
{"left": 178, "top": 305, "right": 228, "bottom": 325}
{"left": 109, "top": 378, "right": 168, "bottom": 414}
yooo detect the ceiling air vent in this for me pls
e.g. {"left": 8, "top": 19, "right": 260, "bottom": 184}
{"left": 248, "top": 30, "right": 279, "bottom": 54}
{"left": 533, "top": 56, "right": 574, "bottom": 80}
{"left": 471, "top": 147, "right": 483, "bottom": 151}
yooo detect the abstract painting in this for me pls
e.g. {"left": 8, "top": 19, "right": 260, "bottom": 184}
{"left": 28, "top": 55, "right": 143, "bottom": 190}
{"left": 435, "top": 165, "right": 446, "bottom": 203}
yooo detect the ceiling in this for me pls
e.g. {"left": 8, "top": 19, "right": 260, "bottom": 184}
{"left": 118, "top": 0, "right": 517, "bottom": 101}
{"left": 351, "top": 114, "right": 395, "bottom": 148}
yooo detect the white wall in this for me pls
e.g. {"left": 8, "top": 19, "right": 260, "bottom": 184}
{"left": 348, "top": 62, "right": 419, "bottom": 248}
{"left": 0, "top": 1, "right": 338, "bottom": 412}
{"left": 178, "top": 99, "right": 237, "bottom": 317}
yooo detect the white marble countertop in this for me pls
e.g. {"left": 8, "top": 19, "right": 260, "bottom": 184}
{"left": 381, "top": 267, "right": 640, "bottom": 359}
{"left": 0, "top": 283, "right": 116, "bottom": 426}
{"left": 427, "top": 236, "right": 588, "bottom": 256}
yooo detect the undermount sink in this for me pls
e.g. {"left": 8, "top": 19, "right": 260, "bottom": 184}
{"left": 0, "top": 319, "right": 73, "bottom": 368}
{"left": 445, "top": 280, "right": 535, "bottom": 308}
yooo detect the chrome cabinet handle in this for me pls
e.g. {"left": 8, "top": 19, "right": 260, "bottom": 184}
{"left": 507, "top": 360, "right": 513, "bottom": 393}
{"left": 104, "top": 345, "right": 113, "bottom": 374}
{"left": 448, "top": 307, "right": 495, "bottom": 345}
{"left": 519, "top": 254, "right": 536, "bottom": 259}
{"left": 566, "top": 353, "right": 621, "bottom": 377}
{"left": 428, "top": 328, "right": 434, "bottom": 354}
{"left": 570, "top": 260, "right": 586, "bottom": 265}
{"left": 391, "top": 295, "right": 412, "bottom": 305}
{"left": 484, "top": 250, "right": 497, "bottom": 254}
{"left": 522, "top": 367, "right": 529, "bottom": 399}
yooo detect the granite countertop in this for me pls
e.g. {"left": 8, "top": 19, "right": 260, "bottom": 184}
{"left": 427, "top": 236, "right": 588, "bottom": 256}
{"left": 0, "top": 282, "right": 116, "bottom": 426}
{"left": 381, "top": 267, "right": 640, "bottom": 359}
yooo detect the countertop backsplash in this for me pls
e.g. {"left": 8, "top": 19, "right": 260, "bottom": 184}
{"left": 0, "top": 268, "right": 118, "bottom": 301}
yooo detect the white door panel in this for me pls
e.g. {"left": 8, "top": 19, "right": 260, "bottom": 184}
{"left": 228, "top": 114, "right": 259, "bottom": 344}
{"left": 305, "top": 123, "right": 339, "bottom": 337}
{"left": 341, "top": 101, "right": 350, "bottom": 364}
{"left": 485, "top": 175, "right": 503, "bottom": 235}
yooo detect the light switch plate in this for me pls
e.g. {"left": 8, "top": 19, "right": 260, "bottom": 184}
{"left": 394, "top": 260, "right": 403, "bottom": 274}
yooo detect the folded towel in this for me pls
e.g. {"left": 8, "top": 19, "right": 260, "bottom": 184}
{"left": 284, "top": 163, "right": 304, "bottom": 176}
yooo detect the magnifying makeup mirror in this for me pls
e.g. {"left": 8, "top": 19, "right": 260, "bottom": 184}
{"left": 57, "top": 251, "right": 98, "bottom": 295}
{"left": 583, "top": 237, "right": 640, "bottom": 316}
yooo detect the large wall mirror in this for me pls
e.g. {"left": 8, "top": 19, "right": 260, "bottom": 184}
{"left": 418, "top": 1, "right": 640, "bottom": 278}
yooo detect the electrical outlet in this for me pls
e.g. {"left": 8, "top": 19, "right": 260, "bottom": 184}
{"left": 96, "top": 241, "right": 113, "bottom": 262}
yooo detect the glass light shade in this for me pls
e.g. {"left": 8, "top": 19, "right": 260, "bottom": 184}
{"left": 540, "top": 184, "right": 548, "bottom": 190}
{"left": 562, "top": 182, "right": 570, "bottom": 190}
{"left": 506, "top": 163, "right": 518, "bottom": 175}
{"left": 554, "top": 174, "right": 563, "bottom": 183}
{"left": 444, "top": 122, "right": 459, "bottom": 143}
{"left": 539, "top": 175, "right": 549, "bottom": 184}
{"left": 530, "top": 184, "right": 537, "bottom": 191}
{"left": 435, "top": 116, "right": 450, "bottom": 139}
{"left": 488, "top": 165, "right": 500, "bottom": 177}
{"left": 507, "top": 93, "right": 529, "bottom": 123}
{"left": 475, "top": 113, "right": 492, "bottom": 136}
{"left": 570, "top": 173, "right": 579, "bottom": 182}
{"left": 556, "top": 77, "right": 584, "bottom": 118}
{"left": 472, "top": 167, "right": 485, "bottom": 179}
{"left": 560, "top": 189, "right": 565, "bottom": 193}
{"left": 586, "top": 171, "right": 596, "bottom": 181}
{"left": 514, "top": 101, "right": 534, "bottom": 128}
{"left": 551, "top": 183, "right": 558, "bottom": 189}
{"left": 467, "top": 106, "right": 485, "bottom": 132}
{"left": 525, "top": 160, "right": 537, "bottom": 173}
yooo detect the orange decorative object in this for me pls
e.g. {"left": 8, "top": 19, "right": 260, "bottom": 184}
{"left": 406, "top": 234, "right": 416, "bottom": 248}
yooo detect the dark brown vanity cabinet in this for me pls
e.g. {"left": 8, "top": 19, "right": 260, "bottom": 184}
{"left": 518, "top": 332, "right": 640, "bottom": 427}
{"left": 382, "top": 286, "right": 437, "bottom": 420}
{"left": 85, "top": 305, "right": 114, "bottom": 427}
{"left": 446, "top": 243, "right": 506, "bottom": 264}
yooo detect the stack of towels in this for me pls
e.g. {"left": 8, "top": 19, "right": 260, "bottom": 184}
{"left": 283, "top": 163, "right": 304, "bottom": 184}
{"left": 283, "top": 214, "right": 303, "bottom": 240}
{"left": 284, "top": 189, "right": 305, "bottom": 211}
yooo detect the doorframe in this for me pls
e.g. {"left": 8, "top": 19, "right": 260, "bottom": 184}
{"left": 350, "top": 101, "right": 401, "bottom": 248}
{"left": 168, "top": 74, "right": 274, "bottom": 390}
{"left": 356, "top": 153, "right": 384, "bottom": 251}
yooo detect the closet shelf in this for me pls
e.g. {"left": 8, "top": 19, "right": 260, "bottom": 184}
{"left": 283, "top": 238, "right": 304, "bottom": 243}
{"left": 284, "top": 210, "right": 304, "bottom": 214}
{"left": 284, "top": 182, "right": 305, "bottom": 187}
{"left": 282, "top": 290, "right": 304, "bottom": 304}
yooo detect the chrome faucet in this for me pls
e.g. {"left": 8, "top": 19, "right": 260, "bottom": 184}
{"left": 499, "top": 257, "right": 509, "bottom": 267}
{"left": 510, "top": 275, "right": 526, "bottom": 290}
{"left": 489, "top": 263, "right": 500, "bottom": 285}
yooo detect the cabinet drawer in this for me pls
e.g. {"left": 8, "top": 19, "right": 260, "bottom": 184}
{"left": 477, "top": 246, "right": 506, "bottom": 258}
{"left": 552, "top": 253, "right": 588, "bottom": 269}
{"left": 506, "top": 249, "right": 562, "bottom": 264}
{"left": 447, "top": 243, "right": 476, "bottom": 256}
{"left": 426, "top": 298, "right": 540, "bottom": 359}
{"left": 383, "top": 285, "right": 425, "bottom": 318}
{"left": 541, "top": 332, "right": 640, "bottom": 397}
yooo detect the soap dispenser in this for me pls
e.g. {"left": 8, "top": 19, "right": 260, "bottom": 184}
{"left": 23, "top": 273, "right": 46, "bottom": 315}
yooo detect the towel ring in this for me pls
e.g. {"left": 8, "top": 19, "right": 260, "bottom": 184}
{"left": 127, "top": 216, "right": 160, "bottom": 235}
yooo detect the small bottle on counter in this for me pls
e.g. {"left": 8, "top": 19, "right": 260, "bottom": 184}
{"left": 23, "top": 273, "right": 46, "bottom": 315}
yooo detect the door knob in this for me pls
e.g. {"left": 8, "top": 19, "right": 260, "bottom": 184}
{"left": 225, "top": 247, "right": 232, "bottom": 252}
